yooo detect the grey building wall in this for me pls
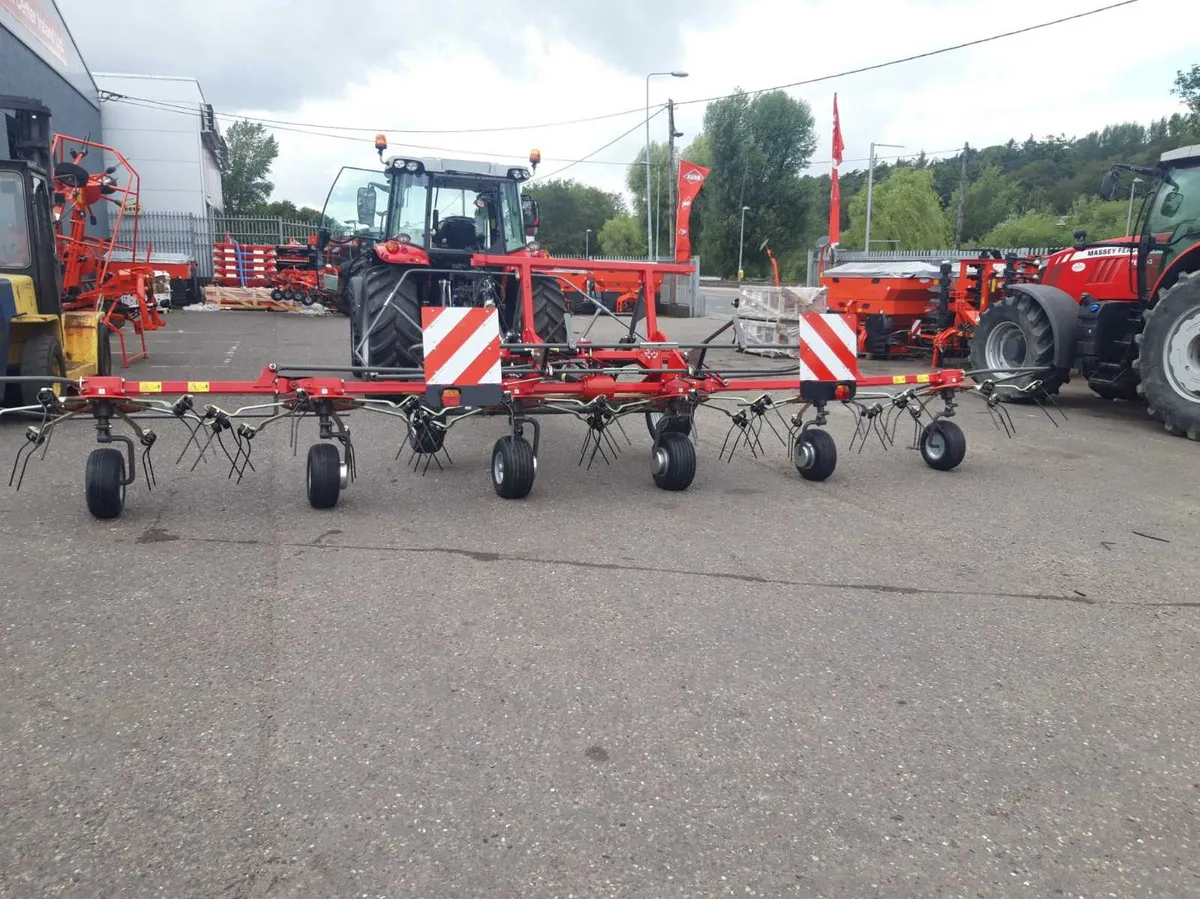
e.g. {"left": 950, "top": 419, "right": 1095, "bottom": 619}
{"left": 0, "top": 26, "right": 101, "bottom": 156}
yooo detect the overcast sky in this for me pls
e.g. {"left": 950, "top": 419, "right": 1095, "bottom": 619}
{"left": 59, "top": 0, "right": 1196, "bottom": 211}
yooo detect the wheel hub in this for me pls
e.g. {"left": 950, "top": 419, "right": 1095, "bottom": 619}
{"left": 338, "top": 462, "right": 350, "bottom": 489}
{"left": 795, "top": 440, "right": 815, "bottom": 470}
{"left": 651, "top": 446, "right": 669, "bottom": 476}
{"left": 984, "top": 321, "right": 1027, "bottom": 374}
{"left": 925, "top": 429, "right": 946, "bottom": 460}
{"left": 493, "top": 452, "right": 506, "bottom": 484}
{"left": 1163, "top": 306, "right": 1200, "bottom": 401}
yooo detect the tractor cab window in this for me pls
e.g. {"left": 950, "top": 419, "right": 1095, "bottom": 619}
{"left": 389, "top": 170, "right": 430, "bottom": 244}
{"left": 426, "top": 176, "right": 510, "bottom": 252}
{"left": 500, "top": 181, "right": 526, "bottom": 249}
{"left": 0, "top": 171, "right": 31, "bottom": 269}
{"left": 1147, "top": 166, "right": 1200, "bottom": 270}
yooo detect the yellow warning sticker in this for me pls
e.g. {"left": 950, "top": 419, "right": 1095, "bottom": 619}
{"left": 140, "top": 381, "right": 162, "bottom": 393}
{"left": 917, "top": 374, "right": 931, "bottom": 383}
{"left": 892, "top": 375, "right": 907, "bottom": 384}
{"left": 187, "top": 381, "right": 210, "bottom": 393}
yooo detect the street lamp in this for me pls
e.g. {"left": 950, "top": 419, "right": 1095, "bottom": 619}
{"left": 585, "top": 228, "right": 594, "bottom": 258}
{"left": 864, "top": 141, "right": 904, "bottom": 251}
{"left": 737, "top": 206, "right": 750, "bottom": 281}
{"left": 646, "top": 70, "right": 688, "bottom": 259}
{"left": 1126, "top": 176, "right": 1144, "bottom": 236}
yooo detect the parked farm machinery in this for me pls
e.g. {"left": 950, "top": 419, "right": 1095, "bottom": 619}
{"left": 0, "top": 253, "right": 1061, "bottom": 519}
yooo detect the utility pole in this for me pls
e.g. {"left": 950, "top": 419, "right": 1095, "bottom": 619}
{"left": 954, "top": 142, "right": 970, "bottom": 250}
{"left": 864, "top": 141, "right": 903, "bottom": 252}
{"left": 667, "top": 99, "right": 677, "bottom": 259}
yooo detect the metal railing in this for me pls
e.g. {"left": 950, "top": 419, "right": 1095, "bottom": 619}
{"left": 804, "top": 246, "right": 1067, "bottom": 285}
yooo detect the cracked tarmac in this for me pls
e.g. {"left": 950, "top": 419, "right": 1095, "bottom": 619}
{"left": 1, "top": 310, "right": 1198, "bottom": 898}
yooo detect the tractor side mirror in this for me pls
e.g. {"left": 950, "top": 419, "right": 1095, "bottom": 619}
{"left": 1099, "top": 169, "right": 1119, "bottom": 201}
{"left": 356, "top": 186, "right": 376, "bottom": 226}
{"left": 1160, "top": 190, "right": 1183, "bottom": 219}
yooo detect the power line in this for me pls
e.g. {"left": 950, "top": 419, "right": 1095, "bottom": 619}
{"left": 531, "top": 108, "right": 666, "bottom": 182}
{"left": 96, "top": 1, "right": 1137, "bottom": 138}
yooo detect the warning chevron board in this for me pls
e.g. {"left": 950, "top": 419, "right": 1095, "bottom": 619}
{"left": 421, "top": 307, "right": 502, "bottom": 386}
{"left": 797, "top": 313, "right": 859, "bottom": 382}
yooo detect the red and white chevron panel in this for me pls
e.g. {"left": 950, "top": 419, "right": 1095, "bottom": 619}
{"left": 797, "top": 313, "right": 859, "bottom": 382}
{"left": 421, "top": 307, "right": 502, "bottom": 386}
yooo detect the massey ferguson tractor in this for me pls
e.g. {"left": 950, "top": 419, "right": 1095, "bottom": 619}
{"left": 318, "top": 142, "right": 565, "bottom": 371}
{"left": 970, "top": 144, "right": 1200, "bottom": 439}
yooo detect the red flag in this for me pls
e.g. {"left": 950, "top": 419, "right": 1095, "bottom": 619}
{"left": 828, "top": 94, "right": 844, "bottom": 247}
{"left": 675, "top": 159, "right": 710, "bottom": 262}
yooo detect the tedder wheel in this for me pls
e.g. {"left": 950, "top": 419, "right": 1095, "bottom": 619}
{"left": 1135, "top": 271, "right": 1200, "bottom": 441}
{"left": 306, "top": 442, "right": 344, "bottom": 509}
{"left": 651, "top": 430, "right": 696, "bottom": 491}
{"left": 301, "top": 293, "right": 316, "bottom": 307}
{"left": 968, "top": 293, "right": 1065, "bottom": 402}
{"left": 794, "top": 428, "right": 837, "bottom": 482}
{"left": 271, "top": 289, "right": 284, "bottom": 302}
{"left": 355, "top": 265, "right": 424, "bottom": 369}
{"left": 644, "top": 410, "right": 693, "bottom": 439}
{"left": 85, "top": 447, "right": 126, "bottom": 519}
{"left": 19, "top": 330, "right": 68, "bottom": 407}
{"left": 408, "top": 419, "right": 445, "bottom": 454}
{"left": 918, "top": 419, "right": 967, "bottom": 471}
{"left": 97, "top": 324, "right": 113, "bottom": 377}
{"left": 491, "top": 435, "right": 536, "bottom": 499}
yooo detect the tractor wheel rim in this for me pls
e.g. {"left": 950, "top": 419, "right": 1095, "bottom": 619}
{"left": 652, "top": 447, "right": 669, "bottom": 475}
{"left": 925, "top": 428, "right": 946, "bottom": 459}
{"left": 984, "top": 321, "right": 1026, "bottom": 374}
{"left": 338, "top": 462, "right": 349, "bottom": 489}
{"left": 493, "top": 452, "right": 505, "bottom": 484}
{"left": 1163, "top": 306, "right": 1200, "bottom": 401}
{"left": 796, "top": 440, "right": 815, "bottom": 470}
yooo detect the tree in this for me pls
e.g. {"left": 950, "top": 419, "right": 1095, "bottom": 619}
{"left": 980, "top": 211, "right": 1070, "bottom": 248}
{"left": 687, "top": 88, "right": 816, "bottom": 277}
{"left": 945, "top": 165, "right": 1021, "bottom": 245}
{"left": 524, "top": 179, "right": 625, "bottom": 256}
{"left": 625, "top": 142, "right": 675, "bottom": 257}
{"left": 842, "top": 168, "right": 950, "bottom": 250}
{"left": 1173, "top": 63, "right": 1200, "bottom": 115}
{"left": 254, "top": 200, "right": 328, "bottom": 225}
{"left": 597, "top": 215, "right": 646, "bottom": 256}
{"left": 220, "top": 120, "right": 279, "bottom": 215}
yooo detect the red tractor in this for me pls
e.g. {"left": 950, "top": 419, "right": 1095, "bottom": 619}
{"left": 318, "top": 145, "right": 561, "bottom": 371}
{"left": 970, "top": 145, "right": 1200, "bottom": 439}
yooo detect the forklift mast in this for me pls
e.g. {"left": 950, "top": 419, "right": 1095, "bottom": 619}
{"left": 1, "top": 95, "right": 53, "bottom": 172}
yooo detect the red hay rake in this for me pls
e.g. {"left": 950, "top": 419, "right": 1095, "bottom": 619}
{"left": 0, "top": 255, "right": 1065, "bottom": 520}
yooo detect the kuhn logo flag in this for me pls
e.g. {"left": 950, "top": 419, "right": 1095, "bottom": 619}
{"left": 675, "top": 160, "right": 710, "bottom": 262}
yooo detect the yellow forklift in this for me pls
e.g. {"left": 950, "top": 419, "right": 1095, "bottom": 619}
{"left": 1, "top": 95, "right": 109, "bottom": 408}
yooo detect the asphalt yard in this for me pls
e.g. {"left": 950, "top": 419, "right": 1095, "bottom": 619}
{"left": 1, "top": 307, "right": 1197, "bottom": 897}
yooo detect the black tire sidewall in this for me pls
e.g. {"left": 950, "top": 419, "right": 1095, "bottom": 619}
{"left": 85, "top": 448, "right": 125, "bottom": 519}
{"left": 1137, "top": 272, "right": 1200, "bottom": 439}
{"left": 968, "top": 294, "right": 1065, "bottom": 396}
{"left": 306, "top": 443, "right": 342, "bottom": 508}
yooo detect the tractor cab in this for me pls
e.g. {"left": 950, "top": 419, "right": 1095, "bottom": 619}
{"left": 1101, "top": 145, "right": 1200, "bottom": 299}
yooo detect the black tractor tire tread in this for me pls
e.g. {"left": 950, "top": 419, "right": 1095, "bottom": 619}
{"left": 1135, "top": 271, "right": 1200, "bottom": 441}
{"left": 523, "top": 277, "right": 569, "bottom": 345}
{"left": 652, "top": 431, "right": 697, "bottom": 491}
{"left": 19, "top": 330, "right": 68, "bottom": 407}
{"left": 306, "top": 443, "right": 342, "bottom": 509}
{"left": 968, "top": 293, "right": 1066, "bottom": 403}
{"left": 85, "top": 447, "right": 126, "bottom": 519}
{"left": 355, "top": 265, "right": 424, "bottom": 370}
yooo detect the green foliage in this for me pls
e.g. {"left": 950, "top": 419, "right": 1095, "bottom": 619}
{"left": 220, "top": 120, "right": 279, "bottom": 215}
{"left": 625, "top": 142, "right": 674, "bottom": 256}
{"left": 945, "top": 165, "right": 1021, "bottom": 245}
{"left": 980, "top": 211, "right": 1071, "bottom": 248}
{"left": 597, "top": 215, "right": 646, "bottom": 256}
{"left": 254, "top": 200, "right": 328, "bottom": 225}
{"left": 523, "top": 178, "right": 626, "bottom": 256}
{"left": 1173, "top": 64, "right": 1200, "bottom": 115}
{"left": 687, "top": 88, "right": 816, "bottom": 277}
{"left": 842, "top": 168, "right": 950, "bottom": 250}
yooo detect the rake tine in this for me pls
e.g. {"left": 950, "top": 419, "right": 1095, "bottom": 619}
{"left": 1030, "top": 392, "right": 1061, "bottom": 428}
{"left": 761, "top": 406, "right": 788, "bottom": 448}
{"left": 613, "top": 415, "right": 632, "bottom": 447}
{"left": 142, "top": 444, "right": 157, "bottom": 489}
{"left": 10, "top": 439, "right": 35, "bottom": 490}
{"left": 578, "top": 427, "right": 592, "bottom": 467}
{"left": 439, "top": 444, "right": 453, "bottom": 467}
{"left": 14, "top": 443, "right": 36, "bottom": 492}
{"left": 176, "top": 420, "right": 208, "bottom": 466}
{"left": 873, "top": 414, "right": 890, "bottom": 451}
{"left": 601, "top": 425, "right": 622, "bottom": 458}
{"left": 190, "top": 426, "right": 221, "bottom": 472}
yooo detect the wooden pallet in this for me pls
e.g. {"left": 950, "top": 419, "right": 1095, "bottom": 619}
{"left": 201, "top": 285, "right": 298, "bottom": 311}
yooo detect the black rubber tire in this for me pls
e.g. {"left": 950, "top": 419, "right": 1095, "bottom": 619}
{"left": 408, "top": 419, "right": 445, "bottom": 454}
{"left": 919, "top": 419, "right": 967, "bottom": 471}
{"left": 19, "top": 330, "right": 68, "bottom": 407}
{"left": 301, "top": 293, "right": 316, "bottom": 307}
{"left": 306, "top": 443, "right": 342, "bottom": 509}
{"left": 97, "top": 324, "right": 113, "bottom": 377}
{"left": 968, "top": 293, "right": 1066, "bottom": 401}
{"left": 651, "top": 431, "right": 696, "bottom": 491}
{"left": 515, "top": 277, "right": 569, "bottom": 345}
{"left": 85, "top": 447, "right": 126, "bottom": 519}
{"left": 354, "top": 265, "right": 424, "bottom": 370}
{"left": 271, "top": 289, "right": 284, "bottom": 301}
{"left": 1135, "top": 271, "right": 1200, "bottom": 441}
{"left": 644, "top": 410, "right": 693, "bottom": 439}
{"left": 794, "top": 428, "right": 837, "bottom": 482}
{"left": 491, "top": 435, "right": 536, "bottom": 499}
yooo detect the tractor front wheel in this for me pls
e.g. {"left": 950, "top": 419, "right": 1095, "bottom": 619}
{"left": 19, "top": 330, "right": 68, "bottom": 407}
{"left": 968, "top": 294, "right": 1065, "bottom": 401}
{"left": 1136, "top": 271, "right": 1200, "bottom": 440}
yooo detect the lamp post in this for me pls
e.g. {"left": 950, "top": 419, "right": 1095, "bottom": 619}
{"left": 646, "top": 70, "right": 688, "bottom": 259}
{"left": 864, "top": 141, "right": 904, "bottom": 251}
{"left": 1126, "top": 176, "right": 1144, "bottom": 236}
{"left": 737, "top": 206, "right": 750, "bottom": 281}
{"left": 585, "top": 228, "right": 594, "bottom": 258}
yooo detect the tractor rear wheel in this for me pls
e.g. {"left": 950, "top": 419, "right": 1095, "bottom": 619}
{"left": 1135, "top": 271, "right": 1200, "bottom": 440}
{"left": 968, "top": 293, "right": 1065, "bottom": 401}
{"left": 19, "top": 330, "right": 68, "bottom": 407}
{"left": 515, "top": 277, "right": 569, "bottom": 345}
{"left": 354, "top": 265, "right": 424, "bottom": 370}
